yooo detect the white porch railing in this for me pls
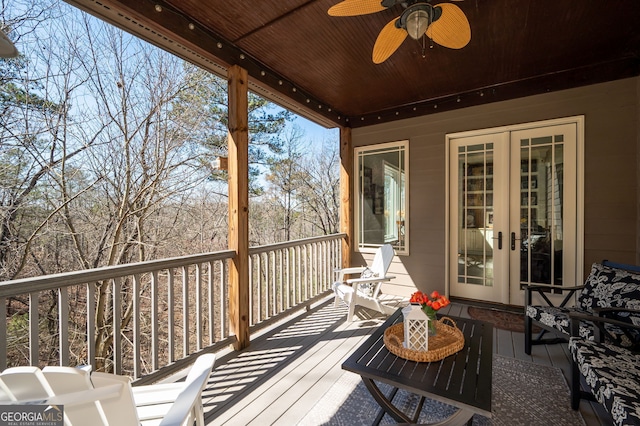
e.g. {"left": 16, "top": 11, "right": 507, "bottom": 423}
{"left": 0, "top": 234, "right": 344, "bottom": 382}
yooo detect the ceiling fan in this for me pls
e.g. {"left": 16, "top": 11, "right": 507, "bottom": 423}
{"left": 328, "top": 0, "right": 471, "bottom": 64}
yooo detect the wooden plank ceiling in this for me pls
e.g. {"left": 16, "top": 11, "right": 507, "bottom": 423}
{"left": 70, "top": 0, "right": 640, "bottom": 128}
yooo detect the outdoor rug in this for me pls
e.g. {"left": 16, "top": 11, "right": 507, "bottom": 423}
{"left": 299, "top": 355, "right": 585, "bottom": 425}
{"left": 467, "top": 306, "right": 540, "bottom": 333}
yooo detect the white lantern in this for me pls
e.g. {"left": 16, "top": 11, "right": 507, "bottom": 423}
{"left": 402, "top": 304, "right": 429, "bottom": 351}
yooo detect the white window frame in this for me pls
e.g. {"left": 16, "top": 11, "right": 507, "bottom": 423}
{"left": 354, "top": 140, "right": 409, "bottom": 255}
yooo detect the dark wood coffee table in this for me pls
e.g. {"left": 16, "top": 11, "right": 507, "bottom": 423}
{"left": 342, "top": 308, "right": 493, "bottom": 425}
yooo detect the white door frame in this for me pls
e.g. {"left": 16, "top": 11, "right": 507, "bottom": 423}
{"left": 445, "top": 116, "right": 584, "bottom": 305}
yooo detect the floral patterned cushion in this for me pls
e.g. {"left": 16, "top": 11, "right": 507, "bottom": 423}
{"left": 524, "top": 305, "right": 638, "bottom": 344}
{"left": 569, "top": 337, "right": 640, "bottom": 426}
{"left": 578, "top": 262, "right": 640, "bottom": 312}
{"left": 525, "top": 305, "right": 589, "bottom": 336}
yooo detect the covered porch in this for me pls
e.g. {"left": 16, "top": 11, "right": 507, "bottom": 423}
{"left": 1, "top": 0, "right": 639, "bottom": 424}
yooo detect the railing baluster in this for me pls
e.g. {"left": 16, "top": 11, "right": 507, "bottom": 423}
{"left": 320, "top": 242, "right": 324, "bottom": 292}
{"left": 278, "top": 249, "right": 284, "bottom": 314}
{"left": 264, "top": 253, "right": 268, "bottom": 320}
{"left": 297, "top": 245, "right": 302, "bottom": 304}
{"left": 29, "top": 292, "right": 39, "bottom": 366}
{"left": 323, "top": 241, "right": 328, "bottom": 291}
{"left": 182, "top": 266, "right": 189, "bottom": 356}
{"left": 133, "top": 273, "right": 141, "bottom": 379}
{"left": 220, "top": 259, "right": 227, "bottom": 339}
{"left": 167, "top": 268, "right": 175, "bottom": 363}
{"left": 87, "top": 282, "right": 96, "bottom": 370}
{"left": 257, "top": 254, "right": 262, "bottom": 323}
{"left": 208, "top": 260, "right": 214, "bottom": 345}
{"left": 248, "top": 255, "right": 254, "bottom": 326}
{"left": 151, "top": 270, "right": 159, "bottom": 371}
{"left": 285, "top": 248, "right": 290, "bottom": 310}
{"left": 314, "top": 243, "right": 318, "bottom": 294}
{"left": 196, "top": 263, "right": 202, "bottom": 352}
{"left": 59, "top": 288, "right": 69, "bottom": 366}
{"left": 272, "top": 251, "right": 277, "bottom": 315}
{"left": 113, "top": 277, "right": 122, "bottom": 375}
{"left": 304, "top": 245, "right": 309, "bottom": 301}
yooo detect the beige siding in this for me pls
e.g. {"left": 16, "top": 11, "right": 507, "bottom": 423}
{"left": 352, "top": 77, "right": 640, "bottom": 297}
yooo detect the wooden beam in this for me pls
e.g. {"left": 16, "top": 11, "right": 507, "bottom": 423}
{"left": 227, "top": 65, "right": 250, "bottom": 350}
{"left": 340, "top": 127, "right": 353, "bottom": 268}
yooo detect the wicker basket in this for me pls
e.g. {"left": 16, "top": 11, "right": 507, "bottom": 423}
{"left": 383, "top": 317, "right": 465, "bottom": 362}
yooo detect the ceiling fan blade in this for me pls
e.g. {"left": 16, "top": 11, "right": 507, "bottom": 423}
{"left": 426, "top": 3, "right": 471, "bottom": 49}
{"left": 328, "top": 0, "right": 387, "bottom": 16}
{"left": 372, "top": 18, "right": 407, "bottom": 64}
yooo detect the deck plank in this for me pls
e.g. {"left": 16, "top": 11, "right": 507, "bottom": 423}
{"left": 202, "top": 298, "right": 611, "bottom": 425}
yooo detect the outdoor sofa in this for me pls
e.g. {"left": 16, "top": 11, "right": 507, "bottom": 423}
{"left": 524, "top": 260, "right": 640, "bottom": 355}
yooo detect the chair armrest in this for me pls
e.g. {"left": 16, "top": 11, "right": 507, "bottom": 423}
{"left": 569, "top": 311, "right": 640, "bottom": 347}
{"left": 334, "top": 266, "right": 366, "bottom": 275}
{"left": 158, "top": 353, "right": 215, "bottom": 426}
{"left": 526, "top": 284, "right": 584, "bottom": 293}
{"left": 593, "top": 307, "right": 640, "bottom": 317}
{"left": 334, "top": 266, "right": 366, "bottom": 282}
{"left": 346, "top": 275, "right": 395, "bottom": 285}
{"left": 133, "top": 383, "right": 184, "bottom": 406}
{"left": 525, "top": 284, "right": 584, "bottom": 308}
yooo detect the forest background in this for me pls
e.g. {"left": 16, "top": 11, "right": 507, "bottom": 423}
{"left": 1, "top": 0, "right": 341, "bottom": 284}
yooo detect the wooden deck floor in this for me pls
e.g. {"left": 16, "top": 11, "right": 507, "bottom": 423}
{"left": 200, "top": 296, "right": 611, "bottom": 425}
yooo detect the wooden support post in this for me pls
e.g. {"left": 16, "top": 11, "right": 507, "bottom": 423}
{"left": 340, "top": 127, "right": 353, "bottom": 268}
{"left": 227, "top": 65, "right": 250, "bottom": 350}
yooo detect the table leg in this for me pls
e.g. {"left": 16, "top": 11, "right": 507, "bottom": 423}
{"left": 361, "top": 378, "right": 475, "bottom": 426}
{"left": 362, "top": 378, "right": 413, "bottom": 424}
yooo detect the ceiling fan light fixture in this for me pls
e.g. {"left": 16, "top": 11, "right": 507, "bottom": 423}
{"left": 405, "top": 9, "right": 430, "bottom": 40}
{"left": 399, "top": 3, "right": 434, "bottom": 41}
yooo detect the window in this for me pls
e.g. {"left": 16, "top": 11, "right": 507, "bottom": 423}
{"left": 355, "top": 140, "right": 408, "bottom": 254}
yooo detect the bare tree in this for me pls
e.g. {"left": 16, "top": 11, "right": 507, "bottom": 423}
{"left": 295, "top": 139, "right": 340, "bottom": 235}
{"left": 0, "top": 0, "right": 100, "bottom": 281}
{"left": 1, "top": 0, "right": 337, "bottom": 370}
{"left": 264, "top": 125, "right": 305, "bottom": 242}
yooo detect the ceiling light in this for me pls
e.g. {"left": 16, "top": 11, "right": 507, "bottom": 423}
{"left": 400, "top": 3, "right": 434, "bottom": 41}
{"left": 406, "top": 9, "right": 430, "bottom": 40}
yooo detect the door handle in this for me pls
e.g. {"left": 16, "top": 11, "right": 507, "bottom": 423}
{"left": 511, "top": 232, "right": 521, "bottom": 250}
{"left": 491, "top": 231, "right": 503, "bottom": 250}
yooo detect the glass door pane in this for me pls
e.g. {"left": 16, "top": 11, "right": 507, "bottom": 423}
{"left": 518, "top": 136, "right": 564, "bottom": 286}
{"left": 457, "top": 144, "right": 494, "bottom": 287}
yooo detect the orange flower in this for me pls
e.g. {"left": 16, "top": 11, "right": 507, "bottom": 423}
{"left": 410, "top": 290, "right": 450, "bottom": 313}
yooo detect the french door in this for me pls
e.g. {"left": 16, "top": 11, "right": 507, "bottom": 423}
{"left": 448, "top": 119, "right": 581, "bottom": 305}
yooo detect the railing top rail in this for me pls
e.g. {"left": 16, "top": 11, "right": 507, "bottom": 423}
{"left": 0, "top": 250, "right": 236, "bottom": 297}
{"left": 248, "top": 233, "right": 346, "bottom": 255}
{"left": 0, "top": 233, "right": 346, "bottom": 297}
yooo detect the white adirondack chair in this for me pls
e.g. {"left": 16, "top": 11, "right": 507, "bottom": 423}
{"left": 333, "top": 243, "right": 396, "bottom": 321}
{"left": 0, "top": 353, "right": 215, "bottom": 426}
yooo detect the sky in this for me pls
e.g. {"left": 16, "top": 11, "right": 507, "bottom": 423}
{"left": 293, "top": 116, "right": 340, "bottom": 148}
